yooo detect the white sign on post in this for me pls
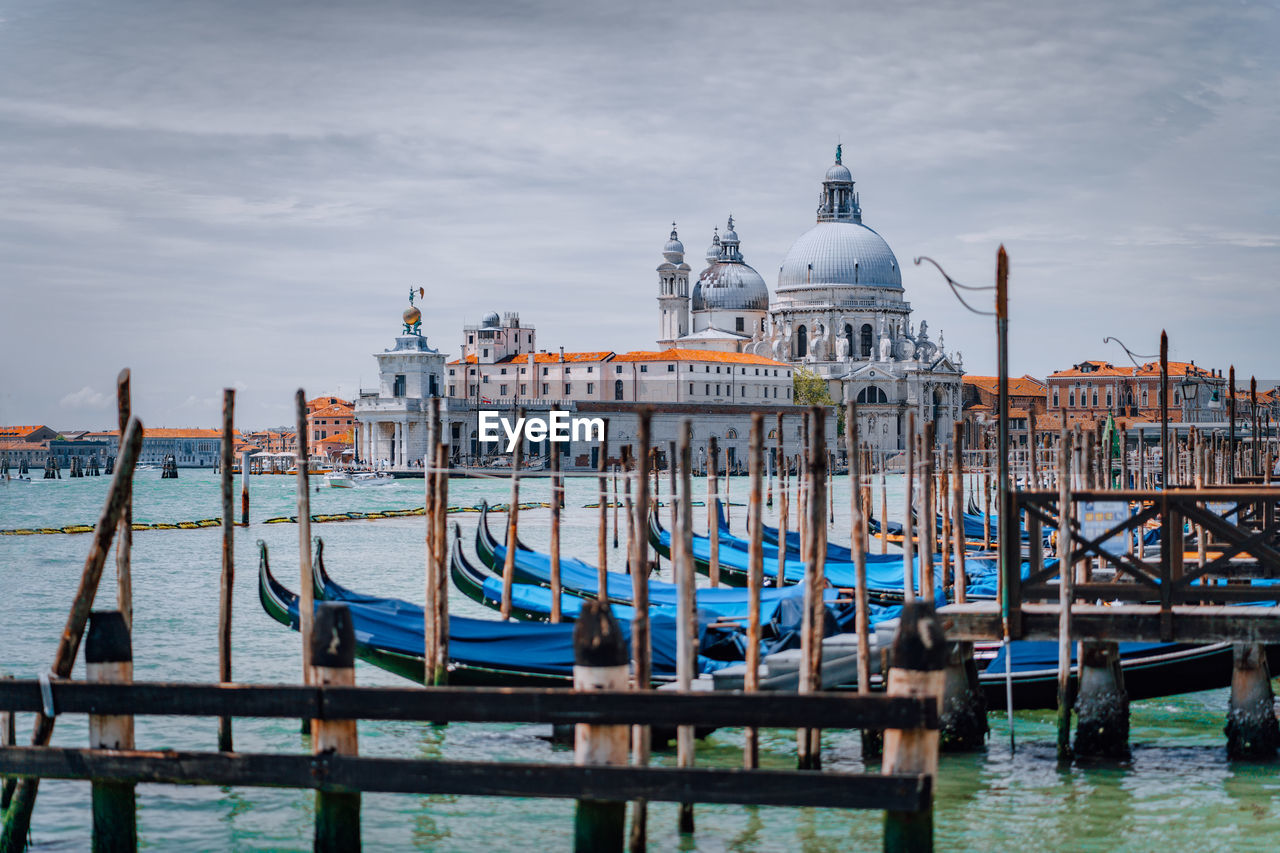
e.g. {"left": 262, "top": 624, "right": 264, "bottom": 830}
{"left": 1079, "top": 500, "right": 1130, "bottom": 556}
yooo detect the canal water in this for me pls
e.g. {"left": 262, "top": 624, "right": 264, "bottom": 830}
{"left": 3, "top": 470, "right": 1280, "bottom": 850}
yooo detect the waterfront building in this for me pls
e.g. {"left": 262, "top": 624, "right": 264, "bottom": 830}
{"left": 305, "top": 396, "right": 354, "bottom": 447}
{"left": 1045, "top": 360, "right": 1226, "bottom": 424}
{"left": 961, "top": 376, "right": 1048, "bottom": 446}
{"left": 73, "top": 428, "right": 233, "bottom": 468}
{"left": 353, "top": 296, "right": 448, "bottom": 467}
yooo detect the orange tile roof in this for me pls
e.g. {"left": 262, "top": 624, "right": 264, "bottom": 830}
{"left": 448, "top": 351, "right": 615, "bottom": 365}
{"left": 0, "top": 439, "right": 48, "bottom": 450}
{"left": 86, "top": 428, "right": 238, "bottom": 439}
{"left": 314, "top": 434, "right": 353, "bottom": 446}
{"left": 0, "top": 425, "right": 52, "bottom": 439}
{"left": 963, "top": 375, "right": 1046, "bottom": 396}
{"left": 306, "top": 396, "right": 352, "bottom": 409}
{"left": 612, "top": 348, "right": 790, "bottom": 366}
{"left": 1048, "top": 361, "right": 1134, "bottom": 378}
{"left": 309, "top": 404, "right": 353, "bottom": 418}
{"left": 1134, "top": 361, "right": 1212, "bottom": 377}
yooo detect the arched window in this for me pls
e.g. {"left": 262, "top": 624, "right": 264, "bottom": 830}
{"left": 614, "top": 380, "right": 624, "bottom": 401}
{"left": 725, "top": 428, "right": 738, "bottom": 439}
{"left": 844, "top": 324, "right": 854, "bottom": 357}
{"left": 856, "top": 387, "right": 889, "bottom": 404}
{"left": 796, "top": 325, "right": 808, "bottom": 358}
{"left": 860, "top": 324, "right": 873, "bottom": 358}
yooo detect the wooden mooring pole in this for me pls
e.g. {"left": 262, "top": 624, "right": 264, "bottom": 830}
{"left": 674, "top": 421, "right": 696, "bottom": 834}
{"left": 627, "top": 409, "right": 652, "bottom": 853}
{"left": 311, "top": 603, "right": 360, "bottom": 852}
{"left": 295, "top": 391, "right": 314, "bottom": 700}
{"left": 116, "top": 369, "right": 133, "bottom": 632}
{"left": 744, "top": 413, "right": 764, "bottom": 769}
{"left": 1226, "top": 643, "right": 1280, "bottom": 759}
{"left": 882, "top": 602, "right": 945, "bottom": 853}
{"left": 88, "top": 611, "right": 137, "bottom": 853}
{"left": 1056, "top": 427, "right": 1073, "bottom": 762}
{"left": 708, "top": 435, "right": 720, "bottom": 588}
{"left": 599, "top": 423, "right": 610, "bottom": 597}
{"left": 218, "top": 389, "right": 235, "bottom": 752}
{"left": 573, "top": 600, "right": 629, "bottom": 853}
{"left": 550, "top": 442, "right": 563, "bottom": 623}
{"left": 499, "top": 408, "right": 524, "bottom": 620}
{"left": 797, "top": 407, "right": 826, "bottom": 770}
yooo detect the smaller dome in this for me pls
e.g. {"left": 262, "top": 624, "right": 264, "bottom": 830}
{"left": 662, "top": 222, "right": 684, "bottom": 262}
{"left": 825, "top": 162, "right": 852, "bottom": 183}
{"left": 705, "top": 228, "right": 721, "bottom": 264}
{"left": 481, "top": 311, "right": 500, "bottom": 327}
{"left": 722, "top": 214, "right": 739, "bottom": 245}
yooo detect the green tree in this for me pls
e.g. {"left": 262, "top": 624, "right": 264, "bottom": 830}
{"left": 792, "top": 367, "right": 843, "bottom": 434}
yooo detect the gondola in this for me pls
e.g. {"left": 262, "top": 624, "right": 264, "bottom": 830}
{"left": 293, "top": 540, "right": 747, "bottom": 680}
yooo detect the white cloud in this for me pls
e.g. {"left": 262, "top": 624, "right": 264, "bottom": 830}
{"left": 59, "top": 386, "right": 108, "bottom": 409}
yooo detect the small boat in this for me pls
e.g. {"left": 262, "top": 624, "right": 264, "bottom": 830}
{"left": 325, "top": 471, "right": 354, "bottom": 489}
{"left": 352, "top": 471, "right": 396, "bottom": 487}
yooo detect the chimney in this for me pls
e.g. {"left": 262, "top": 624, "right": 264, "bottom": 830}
{"left": 559, "top": 347, "right": 565, "bottom": 363}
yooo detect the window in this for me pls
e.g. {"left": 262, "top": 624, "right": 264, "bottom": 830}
{"left": 705, "top": 384, "right": 710, "bottom": 395}
{"left": 856, "top": 387, "right": 889, "bottom": 404}
{"left": 469, "top": 384, "right": 478, "bottom": 396}
{"left": 796, "top": 325, "right": 808, "bottom": 358}
{"left": 542, "top": 383, "right": 549, "bottom": 394}
{"left": 615, "top": 380, "right": 625, "bottom": 400}
{"left": 641, "top": 365, "right": 648, "bottom": 373}
{"left": 667, "top": 364, "right": 674, "bottom": 372}
{"left": 715, "top": 385, "right": 720, "bottom": 395}
{"left": 1106, "top": 390, "right": 1113, "bottom": 407}
{"left": 393, "top": 375, "right": 406, "bottom": 397}
{"left": 500, "top": 368, "right": 507, "bottom": 375}
{"left": 1092, "top": 390, "right": 1098, "bottom": 407}
{"left": 1069, "top": 390, "right": 1075, "bottom": 407}
{"left": 449, "top": 368, "right": 456, "bottom": 376}
{"left": 564, "top": 384, "right": 571, "bottom": 395}
{"left": 1053, "top": 389, "right": 1059, "bottom": 407}
{"left": 587, "top": 367, "right": 593, "bottom": 373}
{"left": 482, "top": 375, "right": 489, "bottom": 384}
{"left": 861, "top": 323, "right": 873, "bottom": 358}
{"left": 468, "top": 335, "right": 473, "bottom": 343}
{"left": 499, "top": 384, "right": 507, "bottom": 396}
{"left": 519, "top": 384, "right": 526, "bottom": 395}
{"left": 543, "top": 368, "right": 549, "bottom": 376}
{"left": 735, "top": 316, "right": 745, "bottom": 332}
{"left": 587, "top": 383, "right": 594, "bottom": 394}
{"left": 705, "top": 366, "right": 710, "bottom": 373}
{"left": 716, "top": 366, "right": 721, "bottom": 374}
{"left": 483, "top": 349, "right": 489, "bottom": 358}
{"left": 689, "top": 383, "right": 694, "bottom": 395}
{"left": 787, "top": 388, "right": 791, "bottom": 399}
{"left": 565, "top": 367, "right": 571, "bottom": 374}
{"left": 616, "top": 366, "right": 622, "bottom": 374}
{"left": 1142, "top": 389, "right": 1149, "bottom": 406}
{"left": 520, "top": 367, "right": 526, "bottom": 373}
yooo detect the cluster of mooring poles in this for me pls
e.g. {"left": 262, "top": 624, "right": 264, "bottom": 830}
{"left": 1, "top": 384, "right": 950, "bottom": 853}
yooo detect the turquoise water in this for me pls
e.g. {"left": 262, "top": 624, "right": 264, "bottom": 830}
{"left": 3, "top": 470, "right": 1280, "bottom": 851}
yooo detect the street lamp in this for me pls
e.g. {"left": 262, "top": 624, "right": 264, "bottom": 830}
{"left": 1179, "top": 375, "right": 1199, "bottom": 423}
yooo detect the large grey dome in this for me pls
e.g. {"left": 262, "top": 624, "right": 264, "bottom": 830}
{"left": 692, "top": 261, "right": 770, "bottom": 311}
{"left": 777, "top": 222, "right": 901, "bottom": 290}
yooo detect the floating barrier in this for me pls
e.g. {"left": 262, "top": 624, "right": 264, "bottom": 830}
{"left": 0, "top": 499, "right": 753, "bottom": 535}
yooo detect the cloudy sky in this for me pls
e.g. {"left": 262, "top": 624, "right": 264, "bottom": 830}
{"left": 1, "top": 0, "right": 1277, "bottom": 429}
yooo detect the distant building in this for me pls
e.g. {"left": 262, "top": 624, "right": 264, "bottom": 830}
{"left": 1045, "top": 360, "right": 1226, "bottom": 425}
{"left": 305, "top": 396, "right": 354, "bottom": 450}
{"left": 961, "top": 376, "right": 1047, "bottom": 446}
{"left": 74, "top": 428, "right": 234, "bottom": 468}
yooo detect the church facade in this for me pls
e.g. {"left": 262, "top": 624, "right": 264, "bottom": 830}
{"left": 661, "top": 147, "right": 964, "bottom": 451}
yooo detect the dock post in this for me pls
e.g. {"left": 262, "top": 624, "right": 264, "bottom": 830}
{"left": 627, "top": 410, "right": 653, "bottom": 853}
{"left": 116, "top": 369, "right": 134, "bottom": 631}
{"left": 1073, "top": 641, "right": 1129, "bottom": 758}
{"left": 939, "top": 639, "right": 987, "bottom": 751}
{"left": 882, "top": 602, "right": 945, "bottom": 853}
{"left": 572, "top": 600, "right": 629, "bottom": 853}
{"left": 797, "top": 407, "right": 827, "bottom": 770}
{"left": 1225, "top": 643, "right": 1280, "bottom": 759}
{"left": 708, "top": 435, "right": 720, "bottom": 587}
{"left": 499, "top": 408, "right": 524, "bottom": 620}
{"left": 744, "top": 414, "right": 764, "bottom": 769}
{"left": 311, "top": 603, "right": 360, "bottom": 853}
{"left": 674, "top": 422, "right": 696, "bottom": 833}
{"left": 218, "top": 389, "right": 235, "bottom": 752}
{"left": 87, "top": 611, "right": 137, "bottom": 853}
{"left": 240, "top": 451, "right": 251, "bottom": 527}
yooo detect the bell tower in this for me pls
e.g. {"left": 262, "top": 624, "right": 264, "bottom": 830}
{"left": 656, "top": 223, "right": 691, "bottom": 348}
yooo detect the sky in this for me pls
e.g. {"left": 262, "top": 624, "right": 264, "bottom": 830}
{"left": 1, "top": 0, "right": 1277, "bottom": 430}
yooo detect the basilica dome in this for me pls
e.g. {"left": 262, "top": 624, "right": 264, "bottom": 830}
{"left": 691, "top": 261, "right": 770, "bottom": 311}
{"left": 776, "top": 222, "right": 901, "bottom": 291}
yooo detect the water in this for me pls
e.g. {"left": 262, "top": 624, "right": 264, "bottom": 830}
{"left": 3, "top": 470, "right": 1280, "bottom": 851}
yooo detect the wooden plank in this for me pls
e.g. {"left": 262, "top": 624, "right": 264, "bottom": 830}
{"left": 0, "top": 748, "right": 931, "bottom": 812}
{"left": 0, "top": 683, "right": 939, "bottom": 730}
{"left": 939, "top": 602, "right": 1280, "bottom": 643}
